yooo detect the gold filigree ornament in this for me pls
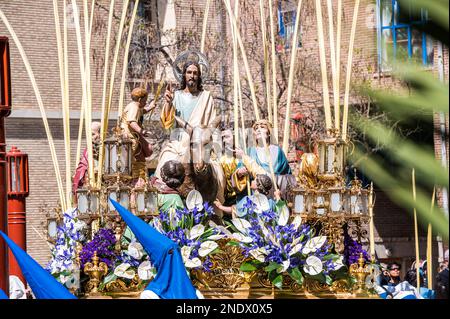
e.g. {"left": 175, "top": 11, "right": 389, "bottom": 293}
{"left": 192, "top": 240, "right": 255, "bottom": 291}
{"left": 83, "top": 251, "right": 108, "bottom": 296}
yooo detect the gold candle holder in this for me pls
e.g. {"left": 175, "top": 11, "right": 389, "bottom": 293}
{"left": 84, "top": 251, "right": 108, "bottom": 296}
{"left": 349, "top": 253, "right": 371, "bottom": 297}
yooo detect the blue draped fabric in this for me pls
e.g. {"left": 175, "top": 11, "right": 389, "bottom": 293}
{"left": 247, "top": 145, "right": 291, "bottom": 175}
{"left": 0, "top": 231, "right": 76, "bottom": 299}
{"left": 109, "top": 199, "right": 198, "bottom": 299}
{"left": 0, "top": 289, "right": 8, "bottom": 299}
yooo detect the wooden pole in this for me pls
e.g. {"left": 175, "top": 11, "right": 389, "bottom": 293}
{"left": 200, "top": 0, "right": 211, "bottom": 54}
{"left": 259, "top": 0, "right": 272, "bottom": 123}
{"left": 63, "top": 0, "right": 71, "bottom": 204}
{"left": 268, "top": 0, "right": 278, "bottom": 139}
{"left": 97, "top": 0, "right": 115, "bottom": 186}
{"left": 282, "top": 0, "right": 303, "bottom": 154}
{"left": 118, "top": 0, "right": 140, "bottom": 119}
{"left": 315, "top": 0, "right": 332, "bottom": 132}
{"left": 341, "top": 0, "right": 360, "bottom": 141}
{"left": 335, "top": 0, "right": 342, "bottom": 134}
{"left": 427, "top": 187, "right": 435, "bottom": 290}
{"left": 0, "top": 9, "right": 67, "bottom": 211}
{"left": 72, "top": 0, "right": 94, "bottom": 187}
{"left": 97, "top": 0, "right": 129, "bottom": 187}
{"left": 326, "top": 0, "right": 339, "bottom": 133}
{"left": 230, "top": 0, "right": 240, "bottom": 149}
{"left": 412, "top": 168, "right": 421, "bottom": 292}
{"left": 53, "top": 0, "right": 72, "bottom": 207}
{"left": 223, "top": 0, "right": 260, "bottom": 121}
{"left": 368, "top": 182, "right": 375, "bottom": 261}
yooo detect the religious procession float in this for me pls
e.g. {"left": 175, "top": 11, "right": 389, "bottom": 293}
{"left": 2, "top": 0, "right": 427, "bottom": 300}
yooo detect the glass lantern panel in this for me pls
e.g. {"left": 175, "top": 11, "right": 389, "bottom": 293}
{"left": 120, "top": 191, "right": 130, "bottom": 210}
{"left": 343, "top": 193, "right": 351, "bottom": 213}
{"left": 327, "top": 144, "right": 335, "bottom": 173}
{"left": 17, "top": 157, "right": 22, "bottom": 191}
{"left": 360, "top": 194, "right": 368, "bottom": 215}
{"left": 145, "top": 192, "right": 158, "bottom": 213}
{"left": 48, "top": 220, "right": 57, "bottom": 238}
{"left": 350, "top": 195, "right": 358, "bottom": 214}
{"left": 137, "top": 192, "right": 145, "bottom": 213}
{"left": 128, "top": 144, "right": 133, "bottom": 173}
{"left": 10, "top": 157, "right": 17, "bottom": 192}
{"left": 105, "top": 144, "right": 110, "bottom": 174}
{"left": 89, "top": 194, "right": 99, "bottom": 213}
{"left": 317, "top": 195, "right": 325, "bottom": 215}
{"left": 111, "top": 145, "right": 118, "bottom": 173}
{"left": 294, "top": 194, "right": 304, "bottom": 213}
{"left": 319, "top": 144, "right": 325, "bottom": 173}
{"left": 336, "top": 144, "right": 344, "bottom": 174}
{"left": 120, "top": 144, "right": 129, "bottom": 174}
{"left": 330, "top": 193, "right": 341, "bottom": 212}
{"left": 78, "top": 193, "right": 88, "bottom": 214}
{"left": 108, "top": 191, "right": 117, "bottom": 211}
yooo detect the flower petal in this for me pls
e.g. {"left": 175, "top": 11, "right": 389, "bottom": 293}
{"left": 277, "top": 260, "right": 291, "bottom": 273}
{"left": 186, "top": 190, "right": 204, "bottom": 211}
{"left": 231, "top": 218, "right": 252, "bottom": 234}
{"left": 189, "top": 224, "right": 205, "bottom": 240}
{"left": 181, "top": 246, "right": 193, "bottom": 263}
{"left": 291, "top": 215, "right": 302, "bottom": 230}
{"left": 303, "top": 236, "right": 327, "bottom": 254}
{"left": 232, "top": 233, "right": 253, "bottom": 243}
{"left": 251, "top": 193, "right": 270, "bottom": 213}
{"left": 277, "top": 205, "right": 290, "bottom": 226}
{"left": 184, "top": 257, "right": 202, "bottom": 268}
{"left": 304, "top": 256, "right": 323, "bottom": 275}
{"left": 289, "top": 243, "right": 303, "bottom": 256}
{"left": 199, "top": 241, "right": 218, "bottom": 257}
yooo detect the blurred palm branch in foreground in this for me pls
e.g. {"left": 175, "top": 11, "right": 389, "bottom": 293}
{"left": 349, "top": 0, "right": 449, "bottom": 240}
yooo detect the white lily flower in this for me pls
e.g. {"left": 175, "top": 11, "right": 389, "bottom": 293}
{"left": 186, "top": 190, "right": 204, "bottom": 211}
{"left": 250, "top": 248, "right": 268, "bottom": 263}
{"left": 304, "top": 256, "right": 323, "bottom": 275}
{"left": 184, "top": 257, "right": 202, "bottom": 268}
{"left": 208, "top": 234, "right": 226, "bottom": 240}
{"left": 127, "top": 241, "right": 145, "bottom": 260}
{"left": 332, "top": 256, "right": 345, "bottom": 270}
{"left": 291, "top": 215, "right": 302, "bottom": 230}
{"left": 302, "top": 236, "right": 327, "bottom": 254}
{"left": 74, "top": 220, "right": 86, "bottom": 232}
{"left": 114, "top": 263, "right": 136, "bottom": 279}
{"left": 251, "top": 193, "right": 270, "bottom": 213}
{"left": 231, "top": 218, "right": 252, "bottom": 234}
{"left": 208, "top": 221, "right": 232, "bottom": 237}
{"left": 152, "top": 218, "right": 163, "bottom": 233}
{"left": 138, "top": 261, "right": 155, "bottom": 280}
{"left": 289, "top": 243, "right": 303, "bottom": 256}
{"left": 199, "top": 241, "right": 218, "bottom": 257}
{"left": 277, "top": 205, "right": 290, "bottom": 226}
{"left": 277, "top": 260, "right": 291, "bottom": 273}
{"left": 181, "top": 246, "right": 193, "bottom": 263}
{"left": 189, "top": 224, "right": 205, "bottom": 240}
{"left": 232, "top": 233, "right": 253, "bottom": 243}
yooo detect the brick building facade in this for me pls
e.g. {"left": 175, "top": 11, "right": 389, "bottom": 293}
{"left": 0, "top": 0, "right": 448, "bottom": 272}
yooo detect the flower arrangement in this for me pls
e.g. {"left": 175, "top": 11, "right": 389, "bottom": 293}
{"left": 79, "top": 227, "right": 156, "bottom": 290}
{"left": 46, "top": 208, "right": 87, "bottom": 289}
{"left": 150, "top": 191, "right": 226, "bottom": 272}
{"left": 227, "top": 197, "right": 348, "bottom": 289}
{"left": 343, "top": 232, "right": 370, "bottom": 266}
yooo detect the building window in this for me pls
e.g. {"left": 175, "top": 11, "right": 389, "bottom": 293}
{"left": 378, "top": 0, "right": 434, "bottom": 71}
{"left": 278, "top": 1, "right": 302, "bottom": 51}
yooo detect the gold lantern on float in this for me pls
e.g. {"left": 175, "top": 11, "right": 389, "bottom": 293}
{"left": 103, "top": 135, "right": 133, "bottom": 181}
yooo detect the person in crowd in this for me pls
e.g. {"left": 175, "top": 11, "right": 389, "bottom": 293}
{"left": 435, "top": 249, "right": 449, "bottom": 299}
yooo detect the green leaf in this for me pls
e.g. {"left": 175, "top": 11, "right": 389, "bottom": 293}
{"left": 272, "top": 273, "right": 283, "bottom": 289}
{"left": 265, "top": 262, "right": 282, "bottom": 273}
{"left": 305, "top": 272, "right": 326, "bottom": 284}
{"left": 288, "top": 267, "right": 304, "bottom": 285}
{"left": 226, "top": 241, "right": 241, "bottom": 247}
{"left": 240, "top": 261, "right": 259, "bottom": 272}
{"left": 323, "top": 254, "right": 340, "bottom": 261}
{"left": 325, "top": 275, "right": 333, "bottom": 286}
